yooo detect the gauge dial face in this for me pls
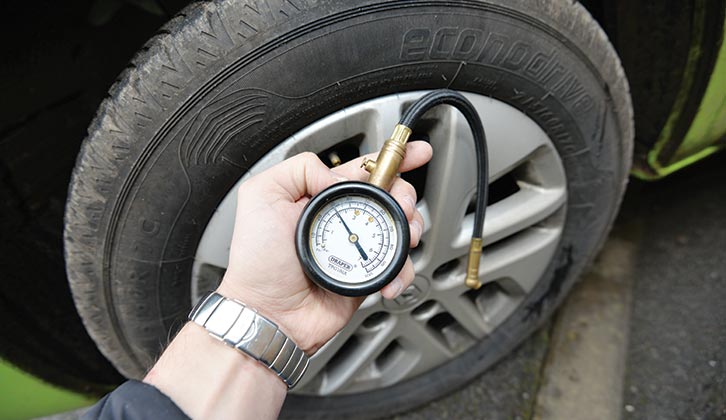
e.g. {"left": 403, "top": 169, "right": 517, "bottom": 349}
{"left": 309, "top": 194, "right": 399, "bottom": 284}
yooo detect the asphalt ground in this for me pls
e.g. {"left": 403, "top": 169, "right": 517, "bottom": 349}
{"left": 396, "top": 151, "right": 726, "bottom": 420}
{"left": 620, "top": 153, "right": 726, "bottom": 419}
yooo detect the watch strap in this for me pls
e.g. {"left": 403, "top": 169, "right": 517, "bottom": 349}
{"left": 189, "top": 291, "right": 309, "bottom": 389}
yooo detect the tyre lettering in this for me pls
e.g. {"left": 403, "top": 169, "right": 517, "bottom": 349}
{"left": 452, "top": 29, "right": 483, "bottom": 59}
{"left": 501, "top": 41, "right": 532, "bottom": 70}
{"left": 429, "top": 27, "right": 459, "bottom": 59}
{"left": 401, "top": 27, "right": 594, "bottom": 113}
{"left": 400, "top": 29, "right": 431, "bottom": 61}
{"left": 511, "top": 88, "right": 580, "bottom": 154}
{"left": 475, "top": 32, "right": 509, "bottom": 64}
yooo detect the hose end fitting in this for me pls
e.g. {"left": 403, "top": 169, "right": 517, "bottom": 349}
{"left": 465, "top": 237, "right": 483, "bottom": 289}
{"left": 365, "top": 124, "right": 412, "bottom": 190}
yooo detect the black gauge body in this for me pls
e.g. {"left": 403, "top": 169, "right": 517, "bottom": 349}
{"left": 295, "top": 181, "right": 410, "bottom": 297}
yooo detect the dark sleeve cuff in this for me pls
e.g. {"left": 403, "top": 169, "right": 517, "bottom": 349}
{"left": 83, "top": 380, "right": 190, "bottom": 420}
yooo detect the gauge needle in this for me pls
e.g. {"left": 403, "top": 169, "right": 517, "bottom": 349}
{"left": 334, "top": 209, "right": 369, "bottom": 261}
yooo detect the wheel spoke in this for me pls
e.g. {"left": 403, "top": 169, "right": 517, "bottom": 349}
{"left": 411, "top": 200, "right": 433, "bottom": 273}
{"left": 435, "top": 295, "right": 492, "bottom": 339}
{"left": 433, "top": 225, "right": 563, "bottom": 297}
{"left": 479, "top": 226, "right": 562, "bottom": 294}
{"left": 416, "top": 200, "right": 432, "bottom": 235}
{"left": 317, "top": 315, "right": 399, "bottom": 395}
{"left": 396, "top": 315, "right": 455, "bottom": 380}
{"left": 464, "top": 93, "right": 549, "bottom": 181}
{"left": 193, "top": 191, "right": 236, "bottom": 270}
{"left": 410, "top": 295, "right": 491, "bottom": 339}
{"left": 296, "top": 294, "right": 383, "bottom": 390}
{"left": 285, "top": 106, "right": 377, "bottom": 159}
{"left": 440, "top": 184, "right": 566, "bottom": 265}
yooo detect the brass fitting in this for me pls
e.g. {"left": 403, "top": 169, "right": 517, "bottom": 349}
{"left": 361, "top": 159, "right": 377, "bottom": 173}
{"left": 328, "top": 151, "right": 342, "bottom": 167}
{"left": 465, "top": 237, "right": 483, "bottom": 289}
{"left": 361, "top": 124, "right": 412, "bottom": 190}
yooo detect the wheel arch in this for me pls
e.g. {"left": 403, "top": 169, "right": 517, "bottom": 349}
{"left": 580, "top": 0, "right": 726, "bottom": 177}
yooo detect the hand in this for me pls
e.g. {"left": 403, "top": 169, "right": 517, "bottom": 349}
{"left": 217, "top": 142, "right": 432, "bottom": 354}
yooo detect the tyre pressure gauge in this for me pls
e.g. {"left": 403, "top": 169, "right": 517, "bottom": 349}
{"left": 295, "top": 182, "right": 410, "bottom": 297}
{"left": 297, "top": 90, "right": 490, "bottom": 296}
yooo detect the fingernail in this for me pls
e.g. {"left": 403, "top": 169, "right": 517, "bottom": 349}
{"left": 388, "top": 277, "right": 403, "bottom": 299}
{"left": 412, "top": 219, "right": 423, "bottom": 239}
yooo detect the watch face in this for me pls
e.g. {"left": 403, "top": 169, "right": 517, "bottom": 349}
{"left": 308, "top": 194, "right": 399, "bottom": 284}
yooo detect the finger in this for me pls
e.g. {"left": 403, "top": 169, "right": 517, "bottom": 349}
{"left": 389, "top": 178, "right": 417, "bottom": 222}
{"left": 410, "top": 210, "right": 424, "bottom": 248}
{"left": 380, "top": 257, "right": 415, "bottom": 300}
{"left": 332, "top": 141, "right": 433, "bottom": 181}
{"left": 249, "top": 152, "right": 346, "bottom": 201}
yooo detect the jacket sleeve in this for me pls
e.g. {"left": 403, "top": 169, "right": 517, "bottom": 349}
{"left": 82, "top": 380, "right": 190, "bottom": 420}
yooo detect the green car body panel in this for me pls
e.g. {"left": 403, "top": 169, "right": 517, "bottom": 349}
{"left": 633, "top": 4, "right": 726, "bottom": 179}
{"left": 0, "top": 359, "right": 95, "bottom": 418}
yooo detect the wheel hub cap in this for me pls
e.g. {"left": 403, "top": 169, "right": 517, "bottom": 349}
{"left": 383, "top": 276, "right": 431, "bottom": 312}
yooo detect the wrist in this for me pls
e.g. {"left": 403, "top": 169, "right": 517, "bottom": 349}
{"left": 215, "top": 278, "right": 326, "bottom": 354}
{"left": 144, "top": 323, "right": 286, "bottom": 419}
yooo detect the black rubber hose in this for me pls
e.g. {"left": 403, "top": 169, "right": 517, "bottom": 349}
{"left": 399, "top": 89, "right": 489, "bottom": 238}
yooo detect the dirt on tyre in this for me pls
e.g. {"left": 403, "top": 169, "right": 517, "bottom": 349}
{"left": 65, "top": 0, "right": 633, "bottom": 418}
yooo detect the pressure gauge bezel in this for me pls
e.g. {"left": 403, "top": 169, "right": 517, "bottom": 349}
{"left": 295, "top": 181, "right": 410, "bottom": 297}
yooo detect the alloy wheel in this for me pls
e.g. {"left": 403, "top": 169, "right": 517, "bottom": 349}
{"left": 191, "top": 91, "right": 567, "bottom": 395}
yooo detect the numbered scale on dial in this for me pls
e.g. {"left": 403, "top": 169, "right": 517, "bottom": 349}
{"left": 311, "top": 195, "right": 396, "bottom": 281}
{"left": 296, "top": 182, "right": 410, "bottom": 296}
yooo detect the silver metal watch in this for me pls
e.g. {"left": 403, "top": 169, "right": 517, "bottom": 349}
{"left": 188, "top": 291, "right": 309, "bottom": 389}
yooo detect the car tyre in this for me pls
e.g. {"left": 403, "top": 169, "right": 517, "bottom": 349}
{"left": 65, "top": 0, "right": 633, "bottom": 417}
